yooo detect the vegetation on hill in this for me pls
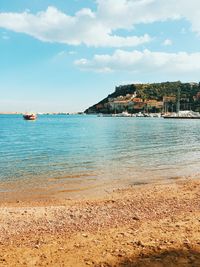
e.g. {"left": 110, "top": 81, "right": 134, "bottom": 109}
{"left": 85, "top": 81, "right": 200, "bottom": 114}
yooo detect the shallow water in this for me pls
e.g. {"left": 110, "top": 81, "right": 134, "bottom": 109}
{"left": 0, "top": 114, "right": 200, "bottom": 195}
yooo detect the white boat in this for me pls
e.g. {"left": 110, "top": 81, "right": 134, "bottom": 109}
{"left": 136, "top": 112, "right": 144, "bottom": 117}
{"left": 144, "top": 113, "right": 161, "bottom": 118}
{"left": 114, "top": 111, "right": 132, "bottom": 117}
{"left": 163, "top": 110, "right": 200, "bottom": 119}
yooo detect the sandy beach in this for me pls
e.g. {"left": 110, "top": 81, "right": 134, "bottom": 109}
{"left": 0, "top": 178, "right": 200, "bottom": 267}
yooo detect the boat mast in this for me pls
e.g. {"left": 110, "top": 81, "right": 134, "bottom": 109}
{"left": 176, "top": 87, "right": 181, "bottom": 113}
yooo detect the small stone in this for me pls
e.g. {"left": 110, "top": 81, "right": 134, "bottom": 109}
{"left": 74, "top": 243, "right": 81, "bottom": 248}
{"left": 132, "top": 216, "right": 140, "bottom": 221}
{"left": 136, "top": 241, "right": 145, "bottom": 247}
{"left": 82, "top": 233, "right": 88, "bottom": 238}
{"left": 84, "top": 259, "right": 93, "bottom": 265}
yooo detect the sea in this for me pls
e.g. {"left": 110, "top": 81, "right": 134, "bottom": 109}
{"left": 0, "top": 114, "right": 200, "bottom": 197}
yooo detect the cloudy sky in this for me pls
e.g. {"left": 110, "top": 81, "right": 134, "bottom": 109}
{"left": 1, "top": 0, "right": 200, "bottom": 112}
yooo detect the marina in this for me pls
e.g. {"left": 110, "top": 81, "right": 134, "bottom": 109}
{"left": 163, "top": 110, "right": 200, "bottom": 119}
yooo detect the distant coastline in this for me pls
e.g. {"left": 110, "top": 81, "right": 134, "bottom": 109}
{"left": 0, "top": 112, "right": 23, "bottom": 115}
{"left": 0, "top": 112, "right": 85, "bottom": 115}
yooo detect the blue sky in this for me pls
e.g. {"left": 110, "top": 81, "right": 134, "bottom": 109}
{"left": 1, "top": 0, "right": 200, "bottom": 112}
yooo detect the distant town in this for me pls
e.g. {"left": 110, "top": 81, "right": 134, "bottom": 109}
{"left": 85, "top": 81, "right": 200, "bottom": 114}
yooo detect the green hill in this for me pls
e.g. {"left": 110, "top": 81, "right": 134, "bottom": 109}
{"left": 85, "top": 81, "right": 200, "bottom": 114}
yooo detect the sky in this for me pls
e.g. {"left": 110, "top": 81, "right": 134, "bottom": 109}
{"left": 1, "top": 0, "right": 200, "bottom": 112}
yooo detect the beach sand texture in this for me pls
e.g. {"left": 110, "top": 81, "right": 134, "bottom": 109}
{"left": 1, "top": 179, "right": 200, "bottom": 266}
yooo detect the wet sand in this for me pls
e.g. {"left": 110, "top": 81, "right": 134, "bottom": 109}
{"left": 1, "top": 178, "right": 200, "bottom": 266}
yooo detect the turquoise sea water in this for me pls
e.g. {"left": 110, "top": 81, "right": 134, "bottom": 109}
{"left": 0, "top": 114, "right": 200, "bottom": 194}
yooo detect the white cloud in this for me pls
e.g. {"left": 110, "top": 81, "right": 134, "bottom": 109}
{"left": 97, "top": 0, "right": 200, "bottom": 36}
{"left": 75, "top": 49, "right": 200, "bottom": 77}
{"left": 163, "top": 39, "right": 172, "bottom": 46}
{"left": 0, "top": 6, "right": 151, "bottom": 47}
{"left": 55, "top": 50, "right": 77, "bottom": 58}
{"left": 0, "top": 1, "right": 200, "bottom": 47}
{"left": 96, "top": 0, "right": 180, "bottom": 29}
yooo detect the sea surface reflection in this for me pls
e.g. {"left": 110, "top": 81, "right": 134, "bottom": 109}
{"left": 0, "top": 114, "right": 200, "bottom": 195}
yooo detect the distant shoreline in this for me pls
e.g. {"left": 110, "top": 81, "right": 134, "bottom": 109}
{"left": 0, "top": 112, "right": 85, "bottom": 115}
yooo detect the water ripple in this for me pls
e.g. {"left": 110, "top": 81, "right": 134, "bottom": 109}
{"left": 0, "top": 115, "right": 200, "bottom": 187}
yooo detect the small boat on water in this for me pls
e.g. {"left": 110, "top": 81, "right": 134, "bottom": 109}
{"left": 98, "top": 111, "right": 133, "bottom": 117}
{"left": 136, "top": 112, "right": 144, "bottom": 117}
{"left": 113, "top": 111, "right": 132, "bottom": 117}
{"left": 23, "top": 113, "right": 37, "bottom": 120}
